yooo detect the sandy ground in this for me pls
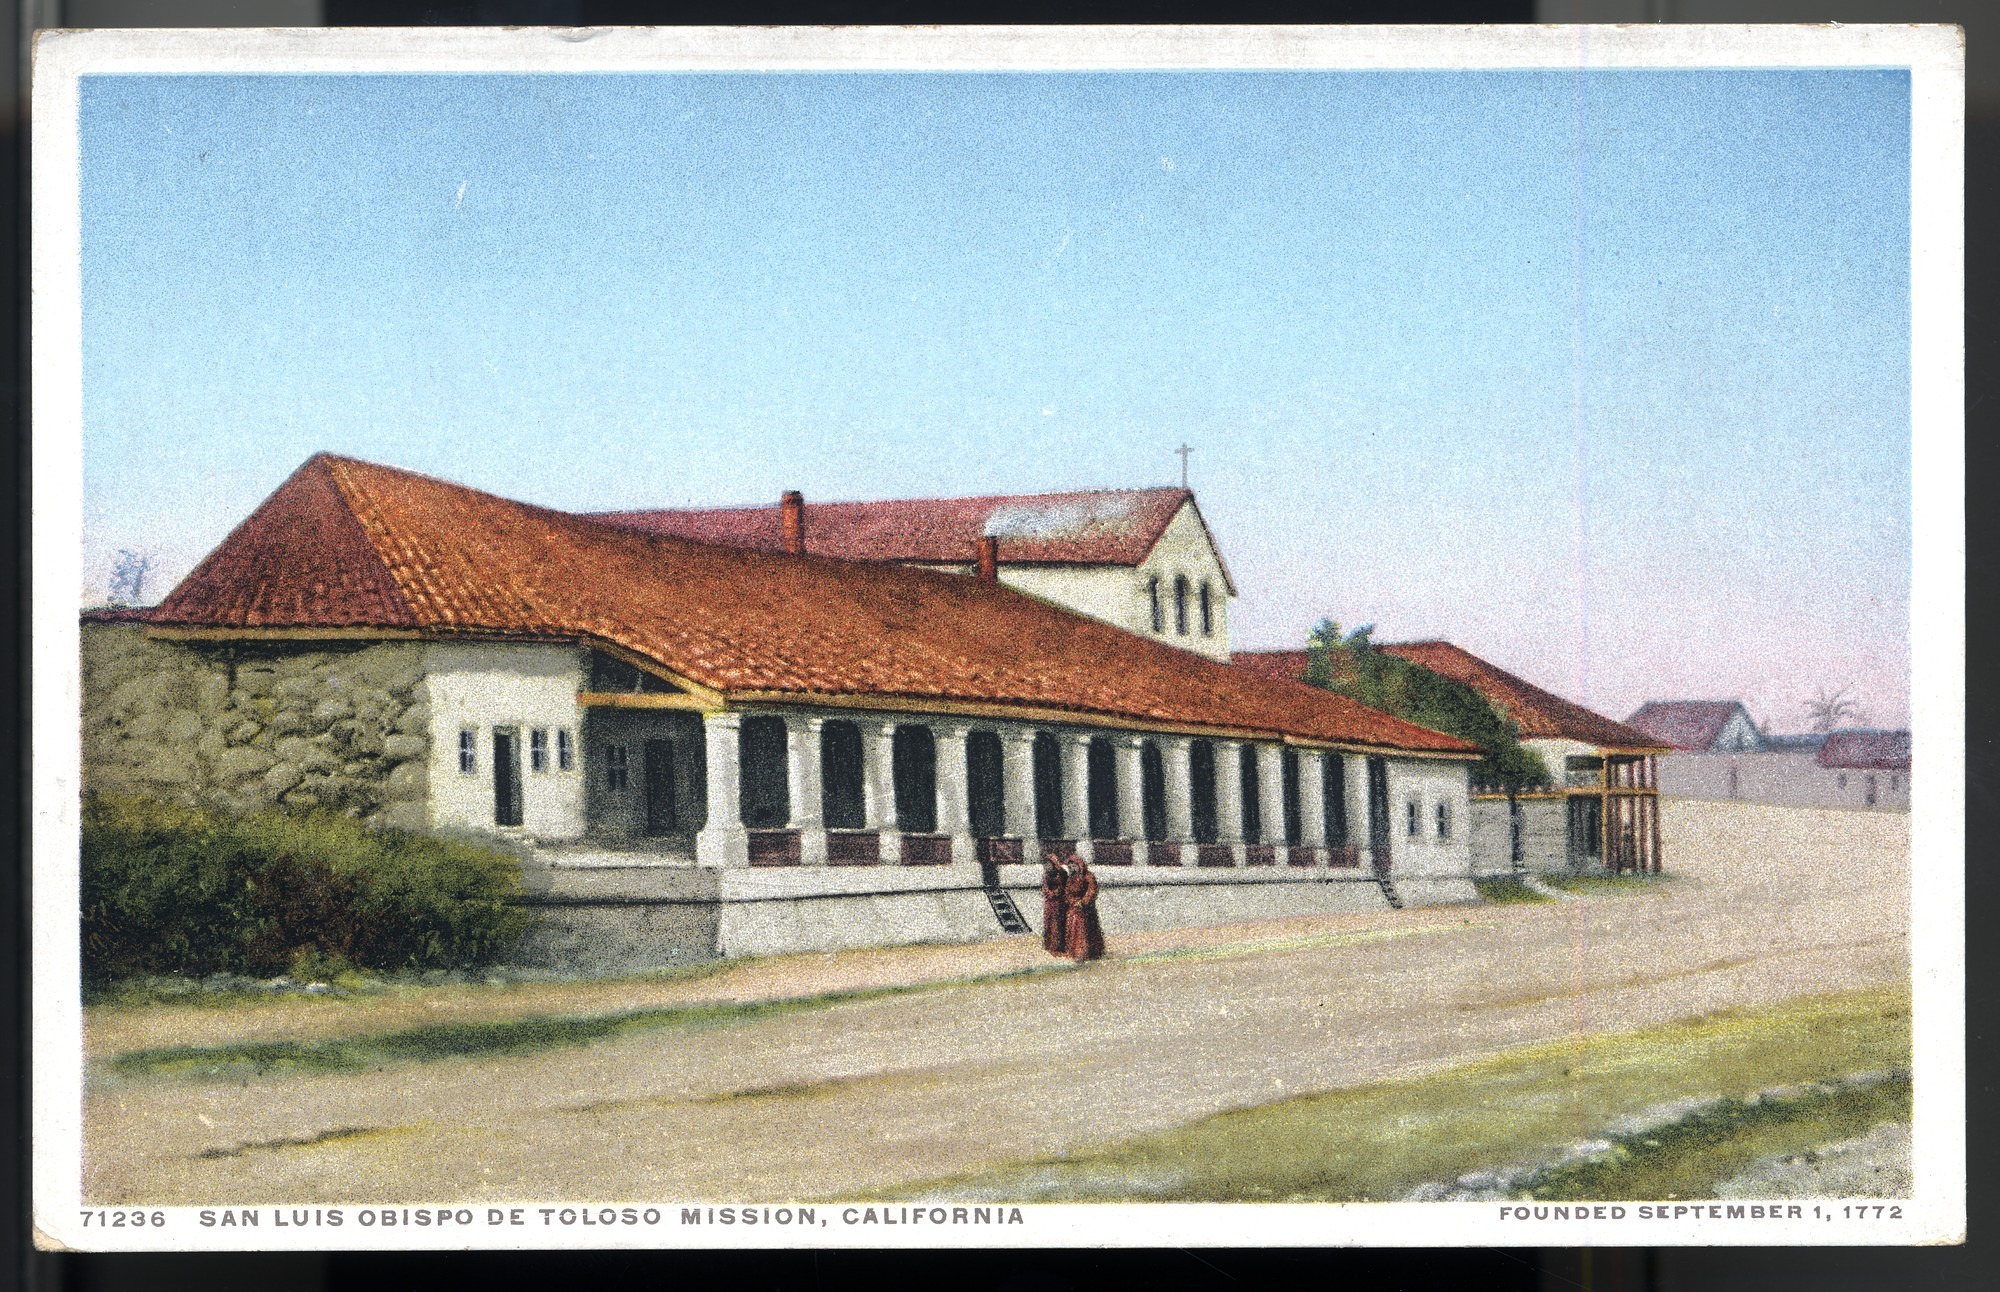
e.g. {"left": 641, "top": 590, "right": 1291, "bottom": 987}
{"left": 81, "top": 799, "right": 1910, "bottom": 1204}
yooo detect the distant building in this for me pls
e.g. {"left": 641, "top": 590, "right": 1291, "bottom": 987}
{"left": 593, "top": 487, "right": 1238, "bottom": 661}
{"left": 1625, "top": 700, "right": 1764, "bottom": 754}
{"left": 1636, "top": 720, "right": 1909, "bottom": 811}
{"left": 1233, "top": 641, "right": 1670, "bottom": 876}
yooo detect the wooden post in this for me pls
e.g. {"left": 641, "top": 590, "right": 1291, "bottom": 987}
{"left": 1649, "top": 790, "right": 1663, "bottom": 874}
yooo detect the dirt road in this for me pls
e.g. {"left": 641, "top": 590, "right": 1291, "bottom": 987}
{"left": 82, "top": 800, "right": 1909, "bottom": 1203}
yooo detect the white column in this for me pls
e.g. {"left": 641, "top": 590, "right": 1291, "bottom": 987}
{"left": 1215, "top": 740, "right": 1246, "bottom": 857}
{"left": 934, "top": 722, "right": 972, "bottom": 864}
{"left": 861, "top": 721, "right": 898, "bottom": 832}
{"left": 1115, "top": 736, "right": 1147, "bottom": 841}
{"left": 695, "top": 712, "right": 748, "bottom": 867}
{"left": 788, "top": 713, "right": 827, "bottom": 865}
{"left": 1161, "top": 737, "right": 1195, "bottom": 844}
{"left": 1000, "top": 728, "right": 1037, "bottom": 844}
{"left": 1258, "top": 743, "right": 1286, "bottom": 853}
{"left": 1298, "top": 749, "right": 1327, "bottom": 863}
{"left": 1346, "top": 755, "right": 1370, "bottom": 861}
{"left": 1063, "top": 733, "right": 1093, "bottom": 860}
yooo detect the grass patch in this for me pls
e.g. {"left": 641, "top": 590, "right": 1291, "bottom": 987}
{"left": 103, "top": 964, "right": 1068, "bottom": 1083}
{"left": 1474, "top": 877, "right": 1552, "bottom": 905}
{"left": 890, "top": 986, "right": 1909, "bottom": 1203}
{"left": 1524, "top": 1073, "right": 1909, "bottom": 1201}
{"left": 85, "top": 955, "right": 744, "bottom": 1010}
{"left": 1542, "top": 871, "right": 1673, "bottom": 896}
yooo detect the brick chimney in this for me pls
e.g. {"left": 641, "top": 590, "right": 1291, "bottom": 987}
{"left": 975, "top": 535, "right": 999, "bottom": 583}
{"left": 780, "top": 490, "right": 805, "bottom": 556}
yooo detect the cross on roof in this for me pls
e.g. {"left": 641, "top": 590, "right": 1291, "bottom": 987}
{"left": 1175, "top": 442, "right": 1194, "bottom": 489}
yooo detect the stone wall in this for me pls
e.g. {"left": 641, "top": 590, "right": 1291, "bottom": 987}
{"left": 81, "top": 624, "right": 431, "bottom": 830}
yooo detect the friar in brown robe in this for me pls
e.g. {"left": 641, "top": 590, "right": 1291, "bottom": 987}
{"left": 1040, "top": 853, "right": 1069, "bottom": 955}
{"left": 1062, "top": 857, "right": 1106, "bottom": 962}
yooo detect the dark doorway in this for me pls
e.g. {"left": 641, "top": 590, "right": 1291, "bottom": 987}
{"left": 1087, "top": 737, "right": 1118, "bottom": 840}
{"left": 738, "top": 716, "right": 790, "bottom": 828}
{"left": 1281, "top": 748, "right": 1303, "bottom": 846}
{"left": 493, "top": 728, "right": 523, "bottom": 828}
{"left": 1239, "top": 744, "right": 1263, "bottom": 843}
{"left": 967, "top": 730, "right": 1005, "bottom": 837}
{"left": 1140, "top": 741, "right": 1168, "bottom": 842}
{"left": 1324, "top": 754, "right": 1349, "bottom": 846}
{"left": 1032, "top": 731, "right": 1064, "bottom": 838}
{"left": 1567, "top": 796, "right": 1603, "bottom": 865}
{"left": 1190, "top": 739, "right": 1218, "bottom": 844}
{"left": 1366, "top": 756, "right": 1391, "bottom": 873}
{"left": 644, "top": 738, "right": 678, "bottom": 837}
{"left": 892, "top": 724, "right": 938, "bottom": 834}
{"left": 820, "top": 720, "right": 865, "bottom": 831}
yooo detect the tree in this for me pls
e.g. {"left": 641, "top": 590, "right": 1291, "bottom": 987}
{"left": 107, "top": 549, "right": 155, "bottom": 607}
{"left": 1300, "top": 618, "right": 1550, "bottom": 792}
{"left": 1801, "top": 683, "right": 1865, "bottom": 734}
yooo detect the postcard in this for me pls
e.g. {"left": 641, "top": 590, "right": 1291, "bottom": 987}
{"left": 30, "top": 23, "right": 1963, "bottom": 1250}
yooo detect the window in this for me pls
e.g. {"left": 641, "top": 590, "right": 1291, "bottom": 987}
{"left": 530, "top": 728, "right": 549, "bottom": 773}
{"left": 605, "top": 743, "right": 629, "bottom": 793}
{"left": 557, "top": 728, "right": 574, "bottom": 772}
{"left": 1148, "top": 577, "right": 1164, "bottom": 633}
{"left": 1199, "top": 582, "right": 1213, "bottom": 636}
{"left": 1281, "top": 748, "right": 1303, "bottom": 846}
{"left": 1837, "top": 773, "right": 1848, "bottom": 791}
{"left": 1239, "top": 744, "right": 1262, "bottom": 843}
{"left": 892, "top": 724, "right": 938, "bottom": 834}
{"left": 966, "top": 730, "right": 1006, "bottom": 838}
{"left": 458, "top": 729, "right": 477, "bottom": 775}
{"left": 1087, "top": 737, "right": 1118, "bottom": 841}
{"left": 1190, "top": 740, "right": 1219, "bottom": 844}
{"left": 1323, "top": 755, "right": 1349, "bottom": 847}
{"left": 820, "top": 720, "right": 865, "bottom": 831}
{"left": 1436, "top": 801, "right": 1452, "bottom": 840}
{"left": 738, "top": 715, "right": 791, "bottom": 828}
{"left": 1140, "top": 742, "right": 1168, "bottom": 842}
{"left": 1890, "top": 774, "right": 1901, "bottom": 791}
{"left": 1864, "top": 775, "right": 1877, "bottom": 807}
{"left": 589, "top": 652, "right": 680, "bottom": 695}
{"left": 1173, "top": 575, "right": 1190, "bottom": 635}
{"left": 1406, "top": 798, "right": 1421, "bottom": 838}
{"left": 1032, "top": 731, "right": 1065, "bottom": 838}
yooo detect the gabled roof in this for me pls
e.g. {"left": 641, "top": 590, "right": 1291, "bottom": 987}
{"left": 145, "top": 455, "right": 1475, "bottom": 757}
{"left": 592, "top": 487, "right": 1237, "bottom": 593}
{"left": 1817, "top": 730, "right": 1911, "bottom": 771}
{"left": 1231, "top": 642, "right": 1668, "bottom": 752}
{"left": 1624, "top": 700, "right": 1756, "bottom": 752}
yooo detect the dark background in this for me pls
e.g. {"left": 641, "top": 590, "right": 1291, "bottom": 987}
{"left": 2, "top": 2, "right": 1989, "bottom": 1289}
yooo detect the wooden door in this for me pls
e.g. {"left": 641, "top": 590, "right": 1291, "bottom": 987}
{"left": 1366, "top": 756, "right": 1391, "bottom": 874}
{"left": 492, "top": 728, "right": 523, "bottom": 828}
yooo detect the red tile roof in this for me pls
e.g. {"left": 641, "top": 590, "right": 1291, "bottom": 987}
{"left": 1817, "top": 730, "right": 1910, "bottom": 771}
{"left": 593, "top": 487, "right": 1235, "bottom": 591}
{"left": 1232, "top": 643, "right": 1669, "bottom": 752}
{"left": 146, "top": 455, "right": 1475, "bottom": 757}
{"left": 1624, "top": 700, "right": 1754, "bottom": 752}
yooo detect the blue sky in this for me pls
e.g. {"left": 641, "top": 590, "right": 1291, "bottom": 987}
{"left": 78, "top": 69, "right": 1912, "bottom": 729}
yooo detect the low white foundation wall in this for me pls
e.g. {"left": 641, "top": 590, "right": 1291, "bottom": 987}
{"left": 506, "top": 858, "right": 1478, "bottom": 972}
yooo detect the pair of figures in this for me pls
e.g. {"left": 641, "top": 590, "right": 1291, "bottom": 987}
{"left": 1039, "top": 847, "right": 1106, "bottom": 962}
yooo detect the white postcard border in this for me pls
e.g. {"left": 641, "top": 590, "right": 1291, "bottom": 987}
{"left": 30, "top": 22, "right": 1966, "bottom": 1251}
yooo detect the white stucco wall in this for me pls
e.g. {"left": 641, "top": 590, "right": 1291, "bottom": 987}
{"left": 1524, "top": 737, "right": 1594, "bottom": 786}
{"left": 1658, "top": 751, "right": 1909, "bottom": 811}
{"left": 1382, "top": 757, "right": 1474, "bottom": 879}
{"left": 1714, "top": 709, "right": 1763, "bottom": 751}
{"left": 425, "top": 642, "right": 589, "bottom": 840}
{"left": 923, "top": 501, "right": 1235, "bottom": 661}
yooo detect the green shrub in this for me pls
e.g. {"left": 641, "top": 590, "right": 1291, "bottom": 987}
{"left": 80, "top": 793, "right": 529, "bottom": 985}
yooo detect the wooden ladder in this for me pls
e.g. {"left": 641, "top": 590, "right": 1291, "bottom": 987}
{"left": 980, "top": 862, "right": 1031, "bottom": 933}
